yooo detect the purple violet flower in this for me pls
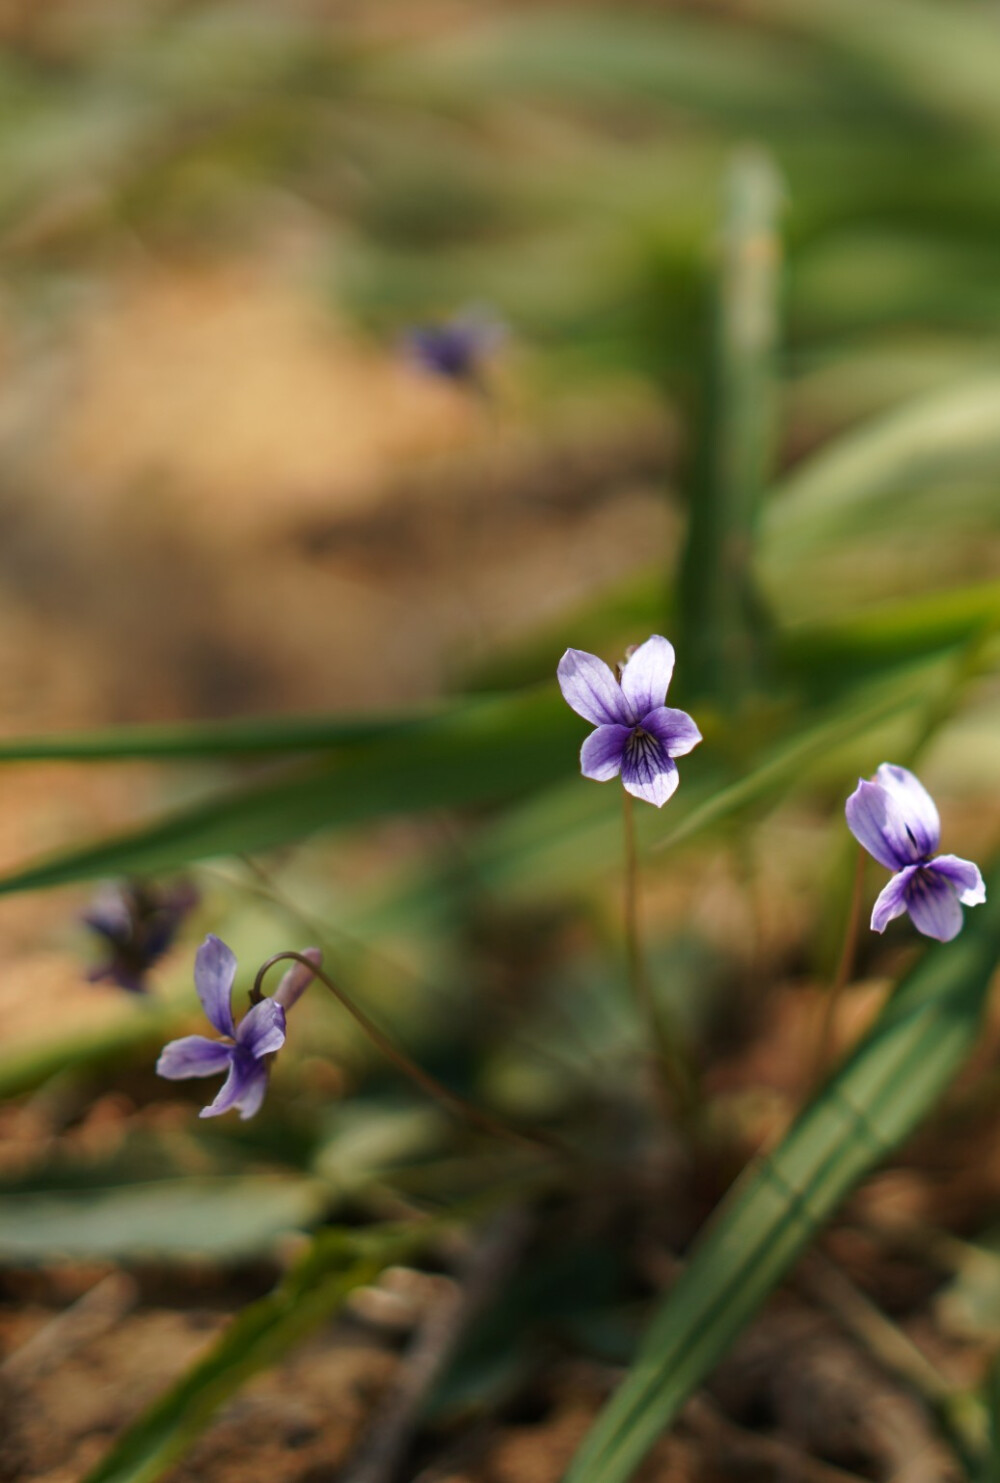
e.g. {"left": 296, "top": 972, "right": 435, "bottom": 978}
{"left": 156, "top": 935, "right": 286, "bottom": 1119}
{"left": 405, "top": 307, "right": 505, "bottom": 385}
{"left": 846, "top": 763, "right": 986, "bottom": 943}
{"left": 557, "top": 635, "right": 702, "bottom": 807}
{"left": 83, "top": 879, "right": 198, "bottom": 994}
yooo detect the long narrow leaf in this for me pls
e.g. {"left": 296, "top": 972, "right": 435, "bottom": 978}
{"left": 359, "top": 661, "right": 938, "bottom": 934}
{"left": 783, "top": 578, "right": 1000, "bottom": 693}
{"left": 0, "top": 689, "right": 577, "bottom": 895}
{"left": 83, "top": 1223, "right": 424, "bottom": 1483}
{"left": 0, "top": 1177, "right": 326, "bottom": 1263}
{"left": 0, "top": 1009, "right": 187, "bottom": 1102}
{"left": 565, "top": 870, "right": 1000, "bottom": 1483}
{"left": 761, "top": 375, "right": 1000, "bottom": 570}
{"left": 0, "top": 661, "right": 937, "bottom": 908}
{"left": 755, "top": 0, "right": 1000, "bottom": 137}
{"left": 678, "top": 146, "right": 783, "bottom": 702}
{"left": 0, "top": 699, "right": 468, "bottom": 763}
{"left": 469, "top": 570, "right": 1000, "bottom": 695}
{"left": 0, "top": 574, "right": 991, "bottom": 774}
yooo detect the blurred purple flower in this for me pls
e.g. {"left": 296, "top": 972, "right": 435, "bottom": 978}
{"left": 157, "top": 935, "right": 285, "bottom": 1120}
{"left": 846, "top": 763, "right": 986, "bottom": 942}
{"left": 557, "top": 635, "right": 702, "bottom": 807}
{"left": 404, "top": 307, "right": 505, "bottom": 386}
{"left": 83, "top": 879, "right": 198, "bottom": 994}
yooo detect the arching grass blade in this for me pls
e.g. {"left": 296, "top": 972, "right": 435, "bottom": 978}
{"left": 566, "top": 873, "right": 1000, "bottom": 1483}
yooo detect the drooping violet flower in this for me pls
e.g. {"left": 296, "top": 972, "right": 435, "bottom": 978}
{"left": 846, "top": 763, "right": 985, "bottom": 943}
{"left": 83, "top": 879, "right": 198, "bottom": 994}
{"left": 404, "top": 307, "right": 505, "bottom": 386}
{"left": 157, "top": 936, "right": 286, "bottom": 1119}
{"left": 557, "top": 635, "right": 702, "bottom": 807}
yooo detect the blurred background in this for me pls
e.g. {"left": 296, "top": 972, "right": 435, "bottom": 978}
{"left": 2, "top": 2, "right": 1000, "bottom": 1481}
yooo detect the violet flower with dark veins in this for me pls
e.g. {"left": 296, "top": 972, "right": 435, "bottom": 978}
{"left": 83, "top": 879, "right": 198, "bottom": 993}
{"left": 846, "top": 763, "right": 985, "bottom": 942}
{"left": 557, "top": 635, "right": 702, "bottom": 807}
{"left": 157, "top": 935, "right": 285, "bottom": 1119}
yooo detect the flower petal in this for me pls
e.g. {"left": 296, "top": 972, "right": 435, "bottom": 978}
{"left": 870, "top": 867, "right": 917, "bottom": 933}
{"left": 194, "top": 934, "right": 238, "bottom": 1036}
{"left": 620, "top": 636, "right": 675, "bottom": 718}
{"left": 641, "top": 705, "right": 702, "bottom": 758}
{"left": 557, "top": 649, "right": 631, "bottom": 726}
{"left": 156, "top": 1036, "right": 232, "bottom": 1080}
{"left": 845, "top": 779, "right": 910, "bottom": 871}
{"left": 235, "top": 1065, "right": 270, "bottom": 1121}
{"left": 873, "top": 763, "right": 940, "bottom": 859}
{"left": 580, "top": 724, "right": 630, "bottom": 781}
{"left": 236, "top": 998, "right": 286, "bottom": 1060}
{"left": 82, "top": 886, "right": 133, "bottom": 944}
{"left": 905, "top": 868, "right": 964, "bottom": 942}
{"left": 930, "top": 854, "right": 986, "bottom": 907}
{"left": 199, "top": 1052, "right": 262, "bottom": 1119}
{"left": 621, "top": 732, "right": 679, "bottom": 808}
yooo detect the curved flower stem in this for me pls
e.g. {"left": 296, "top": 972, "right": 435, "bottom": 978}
{"left": 621, "top": 790, "right": 696, "bottom": 1120}
{"left": 252, "top": 951, "right": 566, "bottom": 1158}
{"left": 811, "top": 843, "right": 867, "bottom": 1088}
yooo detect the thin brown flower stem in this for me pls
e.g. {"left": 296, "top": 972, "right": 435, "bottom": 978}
{"left": 225, "top": 856, "right": 599, "bottom": 1091}
{"left": 252, "top": 951, "right": 566, "bottom": 1158}
{"left": 621, "top": 789, "right": 694, "bottom": 1119}
{"left": 811, "top": 843, "right": 867, "bottom": 1088}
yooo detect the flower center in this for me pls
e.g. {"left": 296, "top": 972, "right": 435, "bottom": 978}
{"left": 905, "top": 865, "right": 940, "bottom": 903}
{"left": 627, "top": 727, "right": 659, "bottom": 765}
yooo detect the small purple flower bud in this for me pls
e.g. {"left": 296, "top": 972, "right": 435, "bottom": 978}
{"left": 845, "top": 763, "right": 986, "bottom": 942}
{"left": 404, "top": 307, "right": 506, "bottom": 387}
{"left": 273, "top": 948, "right": 322, "bottom": 1012}
{"left": 157, "top": 935, "right": 287, "bottom": 1120}
{"left": 83, "top": 879, "right": 198, "bottom": 993}
{"left": 557, "top": 635, "right": 702, "bottom": 808}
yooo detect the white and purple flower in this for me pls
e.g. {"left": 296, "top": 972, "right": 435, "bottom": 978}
{"left": 557, "top": 635, "right": 702, "bottom": 807}
{"left": 157, "top": 935, "right": 286, "bottom": 1119}
{"left": 846, "top": 763, "right": 985, "bottom": 943}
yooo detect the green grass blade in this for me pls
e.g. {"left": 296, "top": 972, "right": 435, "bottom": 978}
{"left": 0, "top": 658, "right": 932, "bottom": 904}
{"left": 469, "top": 566, "right": 1000, "bottom": 697}
{"left": 0, "top": 689, "right": 577, "bottom": 895}
{"left": 565, "top": 876, "right": 1000, "bottom": 1483}
{"left": 376, "top": 11, "right": 850, "bottom": 126}
{"left": 782, "top": 578, "right": 1000, "bottom": 693}
{"left": 0, "top": 639, "right": 972, "bottom": 907}
{"left": 761, "top": 375, "right": 1000, "bottom": 572}
{"left": 678, "top": 147, "right": 783, "bottom": 703}
{"left": 82, "top": 1224, "right": 421, "bottom": 1483}
{"left": 0, "top": 1177, "right": 326, "bottom": 1264}
{"left": 756, "top": 0, "right": 1000, "bottom": 137}
{"left": 361, "top": 661, "right": 938, "bottom": 934}
{"left": 0, "top": 1009, "right": 188, "bottom": 1102}
{"left": 0, "top": 701, "right": 472, "bottom": 763}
